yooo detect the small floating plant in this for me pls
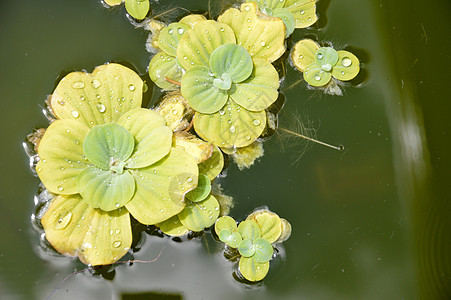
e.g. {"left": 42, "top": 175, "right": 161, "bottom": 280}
{"left": 24, "top": 0, "right": 366, "bottom": 286}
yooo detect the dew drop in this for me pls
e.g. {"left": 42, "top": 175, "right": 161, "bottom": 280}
{"left": 92, "top": 79, "right": 101, "bottom": 89}
{"left": 341, "top": 57, "right": 352, "bottom": 67}
{"left": 71, "top": 110, "right": 79, "bottom": 118}
{"left": 168, "top": 29, "right": 173, "bottom": 34}
{"left": 97, "top": 103, "right": 106, "bottom": 113}
{"left": 177, "top": 28, "right": 184, "bottom": 34}
{"left": 113, "top": 241, "right": 122, "bottom": 248}
{"left": 187, "top": 177, "right": 193, "bottom": 183}
{"left": 300, "top": 10, "right": 305, "bottom": 15}
{"left": 260, "top": 41, "right": 266, "bottom": 47}
{"left": 252, "top": 119, "right": 261, "bottom": 126}
{"left": 115, "top": 229, "right": 121, "bottom": 234}
{"left": 128, "top": 84, "right": 135, "bottom": 91}
{"left": 317, "top": 53, "right": 323, "bottom": 59}
{"left": 55, "top": 212, "right": 72, "bottom": 230}
{"left": 314, "top": 74, "right": 322, "bottom": 81}
{"left": 244, "top": 5, "right": 250, "bottom": 11}
{"left": 72, "top": 81, "right": 85, "bottom": 89}
{"left": 57, "top": 185, "right": 64, "bottom": 191}
{"left": 220, "top": 27, "right": 225, "bottom": 32}
{"left": 80, "top": 95, "right": 85, "bottom": 101}
{"left": 219, "top": 110, "right": 225, "bottom": 116}
{"left": 229, "top": 125, "right": 236, "bottom": 133}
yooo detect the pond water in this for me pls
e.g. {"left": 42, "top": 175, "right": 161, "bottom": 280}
{"left": 1, "top": 0, "right": 450, "bottom": 299}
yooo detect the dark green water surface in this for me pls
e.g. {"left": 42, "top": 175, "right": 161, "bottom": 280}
{"left": 1, "top": 0, "right": 450, "bottom": 299}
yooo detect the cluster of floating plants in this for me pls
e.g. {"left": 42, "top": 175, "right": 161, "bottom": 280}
{"left": 24, "top": 0, "right": 364, "bottom": 283}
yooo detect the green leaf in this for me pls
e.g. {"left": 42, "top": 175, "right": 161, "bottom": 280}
{"left": 41, "top": 194, "right": 132, "bottom": 266}
{"left": 126, "top": 147, "right": 198, "bottom": 224}
{"left": 158, "top": 215, "right": 189, "bottom": 237}
{"left": 36, "top": 119, "right": 90, "bottom": 195}
{"left": 315, "top": 47, "right": 339, "bottom": 72}
{"left": 193, "top": 99, "right": 266, "bottom": 148}
{"left": 157, "top": 22, "right": 190, "bottom": 57}
{"left": 179, "top": 14, "right": 207, "bottom": 28}
{"left": 291, "top": 38, "right": 320, "bottom": 72}
{"left": 83, "top": 123, "right": 134, "bottom": 170}
{"left": 219, "top": 229, "right": 242, "bottom": 248}
{"left": 247, "top": 0, "right": 286, "bottom": 10}
{"left": 186, "top": 174, "right": 212, "bottom": 202}
{"left": 238, "top": 220, "right": 261, "bottom": 241}
{"left": 246, "top": 209, "right": 282, "bottom": 243}
{"left": 126, "top": 126, "right": 172, "bottom": 169}
{"left": 104, "top": 0, "right": 123, "bottom": 6}
{"left": 285, "top": 0, "right": 318, "bottom": 28}
{"left": 117, "top": 108, "right": 167, "bottom": 143}
{"left": 331, "top": 50, "right": 360, "bottom": 81}
{"left": 253, "top": 238, "right": 273, "bottom": 263}
{"left": 230, "top": 59, "right": 279, "bottom": 112}
{"left": 209, "top": 43, "right": 253, "bottom": 83}
{"left": 218, "top": 3, "right": 286, "bottom": 62}
{"left": 148, "top": 52, "right": 184, "bottom": 90}
{"left": 215, "top": 216, "right": 237, "bottom": 235}
{"left": 303, "top": 62, "right": 332, "bottom": 87}
{"left": 50, "top": 63, "right": 143, "bottom": 128}
{"left": 199, "top": 145, "right": 224, "bottom": 180}
{"left": 76, "top": 167, "right": 135, "bottom": 211}
{"left": 213, "top": 73, "right": 232, "bottom": 91}
{"left": 239, "top": 256, "right": 270, "bottom": 282}
{"left": 238, "top": 239, "right": 255, "bottom": 257}
{"left": 272, "top": 8, "right": 296, "bottom": 37}
{"left": 124, "top": 0, "right": 150, "bottom": 20}
{"left": 181, "top": 65, "right": 228, "bottom": 114}
{"left": 177, "top": 20, "right": 236, "bottom": 70}
{"left": 178, "top": 194, "right": 220, "bottom": 232}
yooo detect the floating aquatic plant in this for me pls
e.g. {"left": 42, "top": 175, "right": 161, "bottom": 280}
{"left": 148, "top": 15, "right": 207, "bottom": 90}
{"left": 104, "top": 0, "right": 150, "bottom": 20}
{"left": 35, "top": 63, "right": 198, "bottom": 265}
{"left": 291, "top": 39, "right": 360, "bottom": 95}
{"left": 215, "top": 208, "right": 291, "bottom": 281}
{"left": 246, "top": 0, "right": 318, "bottom": 37}
{"left": 175, "top": 3, "right": 286, "bottom": 148}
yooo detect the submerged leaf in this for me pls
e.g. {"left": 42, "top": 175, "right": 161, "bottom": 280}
{"left": 50, "top": 63, "right": 143, "bottom": 128}
{"left": 178, "top": 194, "right": 220, "bottom": 231}
{"left": 218, "top": 3, "right": 286, "bottom": 62}
{"left": 41, "top": 194, "right": 132, "bottom": 266}
{"left": 125, "top": 0, "right": 150, "bottom": 20}
{"left": 36, "top": 119, "right": 90, "bottom": 195}
{"left": 193, "top": 100, "right": 266, "bottom": 148}
{"left": 239, "top": 256, "right": 269, "bottom": 282}
{"left": 77, "top": 167, "right": 135, "bottom": 211}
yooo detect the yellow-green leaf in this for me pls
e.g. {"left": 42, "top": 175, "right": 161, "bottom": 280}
{"left": 291, "top": 38, "right": 320, "bottom": 72}
{"left": 199, "top": 145, "right": 224, "bottom": 180}
{"left": 148, "top": 52, "right": 184, "bottom": 90}
{"left": 158, "top": 215, "right": 189, "bottom": 237}
{"left": 125, "top": 0, "right": 150, "bottom": 20}
{"left": 230, "top": 59, "right": 279, "bottom": 112}
{"left": 117, "top": 108, "right": 167, "bottom": 143}
{"left": 246, "top": 209, "right": 282, "bottom": 243}
{"left": 285, "top": 0, "right": 318, "bottom": 28}
{"left": 331, "top": 50, "right": 360, "bottom": 81}
{"left": 238, "top": 256, "right": 270, "bottom": 282}
{"left": 176, "top": 20, "right": 236, "bottom": 70}
{"left": 193, "top": 99, "right": 266, "bottom": 148}
{"left": 178, "top": 194, "right": 220, "bottom": 232}
{"left": 36, "top": 119, "right": 90, "bottom": 195}
{"left": 126, "top": 147, "right": 198, "bottom": 224}
{"left": 218, "top": 3, "right": 286, "bottom": 63}
{"left": 50, "top": 63, "right": 143, "bottom": 128}
{"left": 41, "top": 194, "right": 132, "bottom": 266}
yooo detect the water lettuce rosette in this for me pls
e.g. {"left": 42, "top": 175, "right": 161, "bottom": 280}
{"left": 291, "top": 39, "right": 360, "bottom": 93}
{"left": 36, "top": 63, "right": 198, "bottom": 265}
{"left": 175, "top": 3, "right": 285, "bottom": 148}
